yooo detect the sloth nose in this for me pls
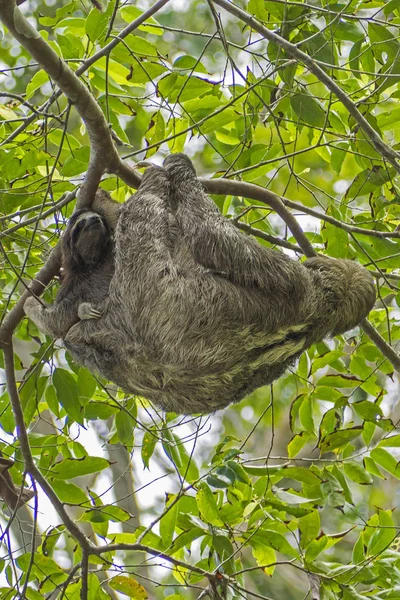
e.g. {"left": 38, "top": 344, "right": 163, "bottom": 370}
{"left": 86, "top": 215, "right": 102, "bottom": 228}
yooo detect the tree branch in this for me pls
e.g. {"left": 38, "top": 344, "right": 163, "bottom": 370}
{"left": 213, "top": 0, "right": 400, "bottom": 171}
{"left": 0, "top": 339, "right": 91, "bottom": 549}
{"left": 2, "top": 0, "right": 170, "bottom": 159}
{"left": 0, "top": 0, "right": 142, "bottom": 201}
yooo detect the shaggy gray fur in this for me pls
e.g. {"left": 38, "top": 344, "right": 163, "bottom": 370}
{"left": 25, "top": 154, "right": 376, "bottom": 414}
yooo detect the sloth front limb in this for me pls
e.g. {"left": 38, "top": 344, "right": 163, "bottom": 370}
{"left": 113, "top": 165, "right": 177, "bottom": 287}
{"left": 24, "top": 295, "right": 78, "bottom": 338}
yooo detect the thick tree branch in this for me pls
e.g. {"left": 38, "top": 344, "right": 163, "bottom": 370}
{"left": 213, "top": 0, "right": 400, "bottom": 172}
{"left": 0, "top": 0, "right": 142, "bottom": 201}
{"left": 2, "top": 0, "right": 170, "bottom": 159}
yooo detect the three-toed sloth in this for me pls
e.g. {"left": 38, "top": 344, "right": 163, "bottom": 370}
{"left": 25, "top": 154, "right": 376, "bottom": 414}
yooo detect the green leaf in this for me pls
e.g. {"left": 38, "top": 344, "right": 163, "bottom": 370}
{"left": 352, "top": 400, "right": 383, "bottom": 422}
{"left": 160, "top": 496, "right": 178, "bottom": 548}
{"left": 169, "top": 527, "right": 204, "bottom": 555}
{"left": 378, "top": 434, "right": 400, "bottom": 447}
{"left": 299, "top": 510, "right": 320, "bottom": 548}
{"left": 249, "top": 541, "right": 276, "bottom": 574}
{"left": 317, "top": 374, "right": 360, "bottom": 388}
{"left": 161, "top": 427, "right": 182, "bottom": 469}
{"left": 84, "top": 401, "right": 117, "bottom": 420}
{"left": 158, "top": 73, "right": 214, "bottom": 103}
{"left": 344, "top": 461, "right": 373, "bottom": 485}
{"left": 85, "top": 9, "right": 107, "bottom": 42}
{"left": 77, "top": 369, "right": 97, "bottom": 404}
{"left": 50, "top": 481, "right": 88, "bottom": 504}
{"left": 311, "top": 350, "right": 344, "bottom": 373}
{"left": 212, "top": 534, "right": 235, "bottom": 573}
{"left": 226, "top": 461, "right": 250, "bottom": 484}
{"left": 53, "top": 368, "right": 82, "bottom": 423}
{"left": 87, "top": 574, "right": 109, "bottom": 600}
{"left": 17, "top": 552, "right": 64, "bottom": 578}
{"left": 115, "top": 401, "right": 136, "bottom": 446}
{"left": 207, "top": 465, "right": 236, "bottom": 488}
{"left": 173, "top": 55, "right": 207, "bottom": 74}
{"left": 370, "top": 448, "right": 400, "bottom": 478}
{"left": 287, "top": 432, "right": 310, "bottom": 458}
{"left": 363, "top": 456, "right": 385, "bottom": 479}
{"left": 249, "top": 530, "right": 298, "bottom": 558}
{"left": 196, "top": 483, "right": 223, "bottom": 526}
{"left": 291, "top": 91, "right": 326, "bottom": 127}
{"left": 26, "top": 71, "right": 49, "bottom": 99}
{"left": 120, "top": 6, "right": 162, "bottom": 35}
{"left": 243, "top": 463, "right": 286, "bottom": 476}
{"left": 346, "top": 167, "right": 395, "bottom": 198}
{"left": 368, "top": 510, "right": 397, "bottom": 556}
{"left": 320, "top": 427, "right": 363, "bottom": 454}
{"left": 62, "top": 146, "right": 91, "bottom": 177}
{"left": 82, "top": 504, "right": 130, "bottom": 523}
{"left": 141, "top": 428, "right": 157, "bottom": 469}
{"left": 109, "top": 576, "right": 148, "bottom": 598}
{"left": 280, "top": 466, "right": 321, "bottom": 486}
{"left": 20, "top": 375, "right": 46, "bottom": 426}
{"left": 49, "top": 456, "right": 110, "bottom": 479}
{"left": 299, "top": 395, "right": 315, "bottom": 434}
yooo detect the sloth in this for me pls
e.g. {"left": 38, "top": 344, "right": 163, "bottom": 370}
{"left": 24, "top": 189, "right": 120, "bottom": 338}
{"left": 25, "top": 154, "right": 376, "bottom": 415}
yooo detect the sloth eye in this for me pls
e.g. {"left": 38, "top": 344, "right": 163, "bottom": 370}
{"left": 71, "top": 220, "right": 85, "bottom": 245}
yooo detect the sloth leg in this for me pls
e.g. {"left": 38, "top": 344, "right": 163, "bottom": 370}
{"left": 163, "top": 153, "right": 310, "bottom": 299}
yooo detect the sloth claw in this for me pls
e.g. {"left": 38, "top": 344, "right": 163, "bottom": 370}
{"left": 78, "top": 302, "right": 103, "bottom": 320}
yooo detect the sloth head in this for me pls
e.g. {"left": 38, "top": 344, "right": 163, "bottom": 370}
{"left": 62, "top": 209, "right": 112, "bottom": 274}
{"left": 61, "top": 190, "right": 120, "bottom": 278}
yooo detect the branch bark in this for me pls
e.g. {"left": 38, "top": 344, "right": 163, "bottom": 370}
{"left": 0, "top": 0, "right": 121, "bottom": 204}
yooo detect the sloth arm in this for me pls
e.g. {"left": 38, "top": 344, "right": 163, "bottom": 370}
{"left": 24, "top": 295, "right": 78, "bottom": 339}
{"left": 112, "top": 166, "right": 176, "bottom": 288}
{"left": 163, "top": 154, "right": 310, "bottom": 298}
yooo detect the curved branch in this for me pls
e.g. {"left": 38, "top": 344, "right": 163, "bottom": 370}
{"left": 90, "top": 542, "right": 224, "bottom": 582}
{"left": 213, "top": 0, "right": 400, "bottom": 171}
{"left": 282, "top": 197, "right": 400, "bottom": 240}
{"left": 234, "top": 221, "right": 302, "bottom": 253}
{"left": 1, "top": 0, "right": 170, "bottom": 166}
{"left": 202, "top": 177, "right": 316, "bottom": 257}
{"left": 360, "top": 319, "right": 400, "bottom": 372}
{"left": 0, "top": 0, "right": 142, "bottom": 202}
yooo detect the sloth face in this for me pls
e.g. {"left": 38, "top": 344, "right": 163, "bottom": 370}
{"left": 65, "top": 210, "right": 111, "bottom": 270}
